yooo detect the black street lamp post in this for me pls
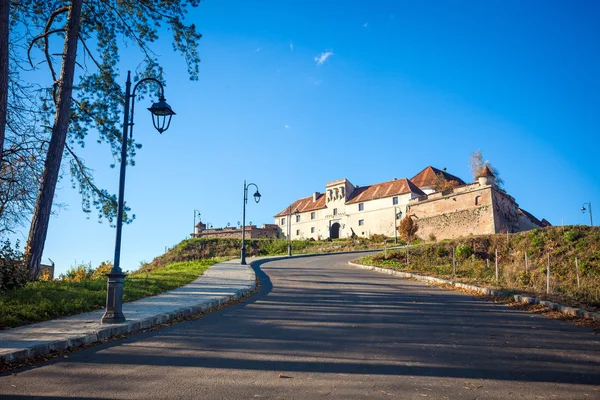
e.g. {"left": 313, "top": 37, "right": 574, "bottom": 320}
{"left": 287, "top": 206, "right": 299, "bottom": 256}
{"left": 241, "top": 180, "right": 261, "bottom": 265}
{"left": 582, "top": 202, "right": 593, "bottom": 226}
{"left": 101, "top": 71, "right": 175, "bottom": 324}
{"left": 193, "top": 209, "right": 201, "bottom": 237}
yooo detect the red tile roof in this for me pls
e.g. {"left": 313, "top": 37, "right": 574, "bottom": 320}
{"left": 274, "top": 193, "right": 326, "bottom": 217}
{"left": 410, "top": 166, "right": 466, "bottom": 188}
{"left": 346, "top": 178, "right": 424, "bottom": 204}
{"left": 274, "top": 178, "right": 424, "bottom": 216}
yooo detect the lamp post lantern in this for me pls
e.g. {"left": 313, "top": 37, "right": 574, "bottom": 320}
{"left": 241, "top": 180, "right": 261, "bottom": 265}
{"left": 394, "top": 207, "right": 403, "bottom": 245}
{"left": 582, "top": 202, "right": 593, "bottom": 226}
{"left": 287, "top": 206, "right": 299, "bottom": 256}
{"left": 193, "top": 210, "right": 201, "bottom": 238}
{"left": 101, "top": 71, "right": 175, "bottom": 325}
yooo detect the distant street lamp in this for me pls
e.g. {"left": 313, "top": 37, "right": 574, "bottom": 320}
{"left": 394, "top": 207, "right": 403, "bottom": 245}
{"left": 581, "top": 202, "right": 593, "bottom": 226}
{"left": 288, "top": 206, "right": 299, "bottom": 256}
{"left": 101, "top": 71, "right": 175, "bottom": 325}
{"left": 193, "top": 209, "right": 201, "bottom": 237}
{"left": 241, "top": 180, "right": 261, "bottom": 265}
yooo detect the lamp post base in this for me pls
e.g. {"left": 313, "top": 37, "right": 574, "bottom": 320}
{"left": 288, "top": 244, "right": 292, "bottom": 257}
{"left": 240, "top": 246, "right": 247, "bottom": 265}
{"left": 101, "top": 272, "right": 127, "bottom": 324}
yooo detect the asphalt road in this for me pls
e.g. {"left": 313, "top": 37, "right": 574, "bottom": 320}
{"left": 1, "top": 253, "right": 599, "bottom": 399}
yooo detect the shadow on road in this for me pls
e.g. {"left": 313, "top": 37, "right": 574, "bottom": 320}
{"left": 5, "top": 254, "right": 600, "bottom": 389}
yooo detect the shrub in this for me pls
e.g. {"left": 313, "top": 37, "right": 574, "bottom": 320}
{"left": 398, "top": 217, "right": 419, "bottom": 242}
{"left": 370, "top": 234, "right": 387, "bottom": 243}
{"left": 39, "top": 269, "right": 53, "bottom": 281}
{"left": 529, "top": 229, "right": 545, "bottom": 250}
{"left": 92, "top": 261, "right": 114, "bottom": 279}
{"left": 516, "top": 270, "right": 532, "bottom": 287}
{"left": 564, "top": 229, "right": 583, "bottom": 243}
{"left": 61, "top": 264, "right": 94, "bottom": 283}
{"left": 428, "top": 233, "right": 437, "bottom": 242}
{"left": 455, "top": 244, "right": 473, "bottom": 261}
{"left": 0, "top": 239, "right": 28, "bottom": 291}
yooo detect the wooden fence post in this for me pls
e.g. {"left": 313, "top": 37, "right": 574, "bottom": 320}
{"left": 525, "top": 252, "right": 528, "bottom": 271}
{"left": 495, "top": 248, "right": 499, "bottom": 281}
{"left": 452, "top": 247, "right": 456, "bottom": 275}
{"left": 576, "top": 257, "right": 580, "bottom": 289}
{"left": 546, "top": 253, "right": 551, "bottom": 294}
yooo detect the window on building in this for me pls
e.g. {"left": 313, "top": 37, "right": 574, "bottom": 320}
{"left": 475, "top": 195, "right": 481, "bottom": 206}
{"left": 311, "top": 227, "right": 315, "bottom": 233}
{"left": 296, "top": 229, "right": 300, "bottom": 236}
{"left": 358, "top": 203, "right": 364, "bottom": 211}
{"left": 358, "top": 219, "right": 364, "bottom": 226}
{"left": 296, "top": 214, "right": 301, "bottom": 222}
{"left": 393, "top": 197, "right": 398, "bottom": 205}
{"left": 311, "top": 211, "right": 316, "bottom": 220}
{"left": 333, "top": 208, "right": 338, "bottom": 216}
{"left": 281, "top": 218, "right": 285, "bottom": 225}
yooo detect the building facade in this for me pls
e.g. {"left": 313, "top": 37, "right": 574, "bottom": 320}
{"left": 274, "top": 166, "right": 548, "bottom": 241}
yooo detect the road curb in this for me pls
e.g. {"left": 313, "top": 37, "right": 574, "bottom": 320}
{"left": 348, "top": 261, "right": 600, "bottom": 322}
{"left": 0, "top": 260, "right": 258, "bottom": 366}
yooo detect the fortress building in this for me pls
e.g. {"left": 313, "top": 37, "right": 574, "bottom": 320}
{"left": 273, "top": 166, "right": 548, "bottom": 241}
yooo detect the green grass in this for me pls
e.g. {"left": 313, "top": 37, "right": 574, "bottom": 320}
{"left": 0, "top": 259, "right": 221, "bottom": 329}
{"left": 355, "top": 226, "right": 600, "bottom": 312}
{"left": 152, "top": 237, "right": 388, "bottom": 269}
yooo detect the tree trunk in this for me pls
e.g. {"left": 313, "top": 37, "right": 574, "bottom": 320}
{"left": 26, "top": 0, "right": 83, "bottom": 279}
{"left": 0, "top": 0, "right": 9, "bottom": 167}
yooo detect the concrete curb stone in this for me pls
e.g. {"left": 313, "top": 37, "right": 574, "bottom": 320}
{"left": 348, "top": 261, "right": 600, "bottom": 322}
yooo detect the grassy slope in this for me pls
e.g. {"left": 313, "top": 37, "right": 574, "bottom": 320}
{"left": 357, "top": 226, "right": 600, "bottom": 311}
{"left": 149, "top": 237, "right": 385, "bottom": 269}
{"left": 0, "top": 259, "right": 220, "bottom": 329}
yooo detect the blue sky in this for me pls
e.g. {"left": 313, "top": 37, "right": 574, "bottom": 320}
{"left": 11, "top": 0, "right": 600, "bottom": 275}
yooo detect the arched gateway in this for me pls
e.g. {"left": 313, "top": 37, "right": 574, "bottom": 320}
{"left": 330, "top": 222, "right": 341, "bottom": 239}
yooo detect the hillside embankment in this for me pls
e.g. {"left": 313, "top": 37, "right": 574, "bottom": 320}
{"left": 357, "top": 226, "right": 600, "bottom": 312}
{"left": 148, "top": 237, "right": 386, "bottom": 270}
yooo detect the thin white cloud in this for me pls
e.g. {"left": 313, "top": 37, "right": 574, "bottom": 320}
{"left": 255, "top": 47, "right": 261, "bottom": 52}
{"left": 308, "top": 77, "right": 322, "bottom": 86}
{"left": 290, "top": 42, "right": 294, "bottom": 51}
{"left": 314, "top": 51, "right": 333, "bottom": 65}
{"left": 285, "top": 124, "right": 291, "bottom": 129}
{"left": 363, "top": 22, "right": 368, "bottom": 28}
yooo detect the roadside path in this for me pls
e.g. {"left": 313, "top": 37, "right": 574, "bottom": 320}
{"left": 0, "top": 259, "right": 255, "bottom": 364}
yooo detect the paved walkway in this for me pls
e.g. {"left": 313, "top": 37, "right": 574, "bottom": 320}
{"left": 0, "top": 259, "right": 256, "bottom": 364}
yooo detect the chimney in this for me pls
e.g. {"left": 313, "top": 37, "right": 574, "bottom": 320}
{"left": 313, "top": 192, "right": 320, "bottom": 202}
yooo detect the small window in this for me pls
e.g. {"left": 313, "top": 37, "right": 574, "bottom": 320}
{"left": 475, "top": 195, "right": 481, "bottom": 206}
{"left": 393, "top": 197, "right": 398, "bottom": 205}
{"left": 396, "top": 212, "right": 402, "bottom": 220}
{"left": 311, "top": 211, "right": 316, "bottom": 220}
{"left": 333, "top": 208, "right": 338, "bottom": 216}
{"left": 281, "top": 218, "right": 285, "bottom": 225}
{"left": 311, "top": 227, "right": 315, "bottom": 233}
{"left": 296, "top": 229, "right": 300, "bottom": 236}
{"left": 296, "top": 214, "right": 301, "bottom": 222}
{"left": 358, "top": 219, "right": 364, "bottom": 226}
{"left": 358, "top": 203, "right": 364, "bottom": 211}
